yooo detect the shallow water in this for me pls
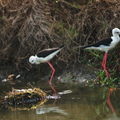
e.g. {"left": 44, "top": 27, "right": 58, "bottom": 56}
{"left": 0, "top": 78, "right": 120, "bottom": 120}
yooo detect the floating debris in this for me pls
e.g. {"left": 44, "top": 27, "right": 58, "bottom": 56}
{"left": 45, "top": 90, "right": 72, "bottom": 99}
{"left": 1, "top": 74, "right": 15, "bottom": 82}
{"left": 15, "top": 74, "right": 21, "bottom": 79}
{"left": 1, "top": 74, "right": 21, "bottom": 85}
{"left": 58, "top": 90, "right": 72, "bottom": 95}
{"left": 2, "top": 88, "right": 47, "bottom": 111}
{"left": 1, "top": 87, "right": 73, "bottom": 111}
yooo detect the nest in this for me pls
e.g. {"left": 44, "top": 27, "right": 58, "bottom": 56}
{"left": 3, "top": 88, "right": 47, "bottom": 111}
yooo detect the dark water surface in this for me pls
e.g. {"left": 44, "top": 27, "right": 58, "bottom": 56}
{"left": 0, "top": 78, "right": 120, "bottom": 120}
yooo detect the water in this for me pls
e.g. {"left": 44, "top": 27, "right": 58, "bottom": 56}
{"left": 0, "top": 78, "right": 120, "bottom": 120}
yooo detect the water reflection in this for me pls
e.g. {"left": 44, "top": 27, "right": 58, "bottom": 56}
{"left": 0, "top": 79, "right": 120, "bottom": 120}
{"left": 106, "top": 88, "right": 115, "bottom": 113}
{"left": 104, "top": 88, "right": 120, "bottom": 120}
{"left": 36, "top": 105, "right": 68, "bottom": 115}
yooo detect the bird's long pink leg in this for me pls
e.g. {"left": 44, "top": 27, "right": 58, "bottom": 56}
{"left": 47, "top": 61, "right": 57, "bottom": 93}
{"left": 102, "top": 53, "right": 105, "bottom": 68}
{"left": 47, "top": 61, "right": 56, "bottom": 83}
{"left": 49, "top": 83, "right": 57, "bottom": 93}
{"left": 102, "top": 53, "right": 110, "bottom": 77}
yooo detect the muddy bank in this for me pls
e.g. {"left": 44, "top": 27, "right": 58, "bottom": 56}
{"left": 0, "top": 63, "right": 96, "bottom": 87}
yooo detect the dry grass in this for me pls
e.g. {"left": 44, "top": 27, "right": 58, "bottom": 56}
{"left": 0, "top": 0, "right": 59, "bottom": 68}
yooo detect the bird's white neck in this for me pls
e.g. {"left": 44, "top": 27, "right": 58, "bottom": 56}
{"left": 34, "top": 56, "right": 40, "bottom": 64}
{"left": 113, "top": 33, "right": 120, "bottom": 41}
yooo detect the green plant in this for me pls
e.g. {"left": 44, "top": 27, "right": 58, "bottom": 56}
{"left": 95, "top": 70, "right": 118, "bottom": 87}
{"left": 85, "top": 48, "right": 120, "bottom": 88}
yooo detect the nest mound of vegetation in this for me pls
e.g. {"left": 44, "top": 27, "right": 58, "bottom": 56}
{"left": 2, "top": 88, "right": 47, "bottom": 111}
{"left": 0, "top": 0, "right": 120, "bottom": 73}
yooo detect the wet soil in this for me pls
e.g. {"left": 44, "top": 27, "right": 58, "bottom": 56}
{"left": 0, "top": 63, "right": 96, "bottom": 86}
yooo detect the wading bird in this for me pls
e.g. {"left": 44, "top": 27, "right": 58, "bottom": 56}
{"left": 77, "top": 28, "right": 120, "bottom": 76}
{"left": 29, "top": 45, "right": 66, "bottom": 85}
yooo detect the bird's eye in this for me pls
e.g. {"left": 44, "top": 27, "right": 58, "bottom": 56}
{"left": 30, "top": 60, "right": 34, "bottom": 63}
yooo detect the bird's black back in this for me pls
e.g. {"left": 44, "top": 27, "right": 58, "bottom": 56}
{"left": 83, "top": 38, "right": 113, "bottom": 48}
{"left": 36, "top": 45, "right": 65, "bottom": 57}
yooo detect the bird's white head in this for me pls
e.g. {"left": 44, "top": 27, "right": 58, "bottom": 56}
{"left": 29, "top": 56, "right": 36, "bottom": 64}
{"left": 112, "top": 28, "right": 120, "bottom": 36}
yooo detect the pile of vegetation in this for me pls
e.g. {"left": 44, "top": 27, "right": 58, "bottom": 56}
{"left": 1, "top": 88, "right": 47, "bottom": 111}
{"left": 0, "top": 0, "right": 120, "bottom": 86}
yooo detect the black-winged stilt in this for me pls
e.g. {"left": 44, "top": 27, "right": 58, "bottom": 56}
{"left": 77, "top": 28, "right": 120, "bottom": 76}
{"left": 29, "top": 45, "right": 66, "bottom": 85}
